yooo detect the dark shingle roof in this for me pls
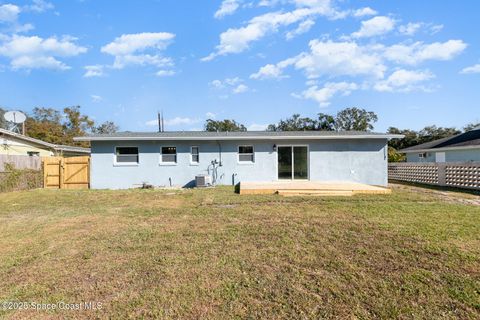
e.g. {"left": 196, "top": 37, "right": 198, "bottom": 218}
{"left": 75, "top": 130, "right": 403, "bottom": 141}
{"left": 400, "top": 128, "right": 480, "bottom": 152}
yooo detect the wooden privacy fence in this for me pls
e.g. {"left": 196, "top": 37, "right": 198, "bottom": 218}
{"left": 389, "top": 162, "right": 480, "bottom": 190}
{"left": 43, "top": 156, "right": 90, "bottom": 189}
{"left": 0, "top": 154, "right": 42, "bottom": 171}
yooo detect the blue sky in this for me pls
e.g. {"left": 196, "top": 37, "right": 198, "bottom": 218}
{"left": 0, "top": 0, "right": 478, "bottom": 132}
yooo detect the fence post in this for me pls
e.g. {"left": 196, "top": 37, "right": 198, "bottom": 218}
{"left": 59, "top": 158, "right": 65, "bottom": 189}
{"left": 438, "top": 163, "right": 446, "bottom": 186}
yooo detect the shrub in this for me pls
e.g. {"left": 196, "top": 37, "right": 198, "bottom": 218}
{"left": 0, "top": 163, "right": 43, "bottom": 193}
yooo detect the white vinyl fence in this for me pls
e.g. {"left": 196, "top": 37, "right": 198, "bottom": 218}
{"left": 0, "top": 154, "right": 42, "bottom": 171}
{"left": 389, "top": 162, "right": 480, "bottom": 190}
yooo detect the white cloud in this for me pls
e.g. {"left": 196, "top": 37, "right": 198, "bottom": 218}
{"left": 430, "top": 24, "right": 443, "bottom": 34}
{"left": 145, "top": 117, "right": 200, "bottom": 127}
{"left": 294, "top": 39, "right": 386, "bottom": 79}
{"left": 210, "top": 79, "right": 224, "bottom": 88}
{"left": 0, "top": 35, "right": 87, "bottom": 70}
{"left": 214, "top": 0, "right": 241, "bottom": 19}
{"left": 101, "top": 32, "right": 174, "bottom": 55}
{"left": 84, "top": 65, "right": 105, "bottom": 78}
{"left": 351, "top": 16, "right": 396, "bottom": 38}
{"left": 165, "top": 117, "right": 201, "bottom": 126}
{"left": 398, "top": 22, "right": 422, "bottom": 36}
{"left": 251, "top": 40, "right": 387, "bottom": 80}
{"left": 203, "top": 0, "right": 343, "bottom": 60}
{"left": 25, "top": 0, "right": 54, "bottom": 13}
{"left": 250, "top": 64, "right": 284, "bottom": 80}
{"left": 210, "top": 77, "right": 249, "bottom": 95}
{"left": 91, "top": 94, "right": 103, "bottom": 103}
{"left": 300, "top": 81, "right": 358, "bottom": 107}
{"left": 352, "top": 7, "right": 377, "bottom": 17}
{"left": 374, "top": 69, "right": 434, "bottom": 92}
{"left": 460, "top": 64, "right": 480, "bottom": 74}
{"left": 286, "top": 19, "right": 315, "bottom": 40}
{"left": 384, "top": 40, "right": 467, "bottom": 65}
{"left": 10, "top": 55, "right": 68, "bottom": 70}
{"left": 0, "top": 4, "right": 20, "bottom": 23}
{"left": 111, "top": 54, "right": 173, "bottom": 69}
{"left": 156, "top": 69, "right": 176, "bottom": 77}
{"left": 225, "top": 77, "right": 242, "bottom": 85}
{"left": 100, "top": 32, "right": 175, "bottom": 73}
{"left": 250, "top": 57, "right": 296, "bottom": 79}
{"left": 248, "top": 123, "right": 268, "bottom": 131}
{"left": 205, "top": 112, "right": 216, "bottom": 119}
{"left": 233, "top": 84, "right": 249, "bottom": 94}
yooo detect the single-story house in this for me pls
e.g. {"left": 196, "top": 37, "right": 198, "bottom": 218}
{"left": 400, "top": 126, "right": 480, "bottom": 163}
{"left": 0, "top": 128, "right": 90, "bottom": 157}
{"left": 74, "top": 131, "right": 402, "bottom": 189}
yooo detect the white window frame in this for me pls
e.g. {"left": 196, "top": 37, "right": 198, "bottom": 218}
{"left": 160, "top": 146, "right": 177, "bottom": 165}
{"left": 114, "top": 146, "right": 139, "bottom": 166}
{"left": 238, "top": 145, "right": 255, "bottom": 164}
{"left": 418, "top": 152, "right": 427, "bottom": 159}
{"left": 190, "top": 146, "right": 200, "bottom": 165}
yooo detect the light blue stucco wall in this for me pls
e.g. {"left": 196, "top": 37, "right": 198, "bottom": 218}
{"left": 406, "top": 152, "right": 435, "bottom": 163}
{"left": 406, "top": 148, "right": 480, "bottom": 163}
{"left": 90, "top": 138, "right": 388, "bottom": 189}
{"left": 445, "top": 149, "right": 480, "bottom": 162}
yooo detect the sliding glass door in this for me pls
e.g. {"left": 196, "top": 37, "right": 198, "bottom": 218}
{"left": 277, "top": 146, "right": 308, "bottom": 180}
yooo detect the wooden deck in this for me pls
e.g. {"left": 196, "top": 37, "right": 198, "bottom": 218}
{"left": 239, "top": 181, "right": 391, "bottom": 196}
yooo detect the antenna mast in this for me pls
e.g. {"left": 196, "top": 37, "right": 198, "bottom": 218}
{"left": 161, "top": 110, "right": 165, "bottom": 132}
{"left": 157, "top": 110, "right": 165, "bottom": 132}
{"left": 157, "top": 112, "right": 162, "bottom": 132}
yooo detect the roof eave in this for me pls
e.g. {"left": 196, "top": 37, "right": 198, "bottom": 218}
{"left": 74, "top": 134, "right": 404, "bottom": 142}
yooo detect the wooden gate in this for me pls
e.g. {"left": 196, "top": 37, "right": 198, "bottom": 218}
{"left": 43, "top": 156, "right": 90, "bottom": 189}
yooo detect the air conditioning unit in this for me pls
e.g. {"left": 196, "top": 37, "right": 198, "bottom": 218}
{"left": 195, "top": 174, "right": 212, "bottom": 187}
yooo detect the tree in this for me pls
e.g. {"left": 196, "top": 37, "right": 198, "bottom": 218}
{"left": 204, "top": 119, "right": 247, "bottom": 132}
{"left": 267, "top": 114, "right": 318, "bottom": 131}
{"left": 0, "top": 107, "right": 7, "bottom": 129}
{"left": 387, "top": 127, "right": 421, "bottom": 150}
{"left": 317, "top": 113, "right": 336, "bottom": 131}
{"left": 463, "top": 122, "right": 480, "bottom": 132}
{"left": 25, "top": 107, "right": 65, "bottom": 145}
{"left": 93, "top": 121, "right": 119, "bottom": 134}
{"left": 335, "top": 107, "right": 378, "bottom": 131}
{"left": 63, "top": 106, "right": 95, "bottom": 140}
{"left": 388, "top": 146, "right": 406, "bottom": 162}
{"left": 418, "top": 125, "right": 460, "bottom": 144}
{"left": 25, "top": 106, "right": 116, "bottom": 147}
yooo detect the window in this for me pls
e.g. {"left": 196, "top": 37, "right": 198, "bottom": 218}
{"left": 238, "top": 145, "right": 254, "bottom": 162}
{"left": 161, "top": 146, "right": 177, "bottom": 163}
{"left": 116, "top": 147, "right": 139, "bottom": 163}
{"left": 418, "top": 152, "right": 427, "bottom": 159}
{"left": 191, "top": 146, "right": 199, "bottom": 163}
{"left": 27, "top": 151, "right": 40, "bottom": 157}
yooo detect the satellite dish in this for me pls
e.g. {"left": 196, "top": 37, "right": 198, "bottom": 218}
{"left": 4, "top": 111, "right": 26, "bottom": 124}
{"left": 4, "top": 111, "right": 27, "bottom": 134}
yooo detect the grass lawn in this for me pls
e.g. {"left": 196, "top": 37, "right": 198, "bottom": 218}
{"left": 0, "top": 185, "right": 479, "bottom": 319}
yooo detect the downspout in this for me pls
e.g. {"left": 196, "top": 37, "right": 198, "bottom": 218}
{"left": 216, "top": 140, "right": 222, "bottom": 166}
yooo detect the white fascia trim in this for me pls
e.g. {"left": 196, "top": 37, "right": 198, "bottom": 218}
{"left": 74, "top": 135, "right": 403, "bottom": 142}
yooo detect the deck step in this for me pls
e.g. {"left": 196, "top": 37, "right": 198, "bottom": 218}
{"left": 276, "top": 190, "right": 354, "bottom": 197}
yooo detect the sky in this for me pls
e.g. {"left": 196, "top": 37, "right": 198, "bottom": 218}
{"left": 0, "top": 0, "right": 479, "bottom": 132}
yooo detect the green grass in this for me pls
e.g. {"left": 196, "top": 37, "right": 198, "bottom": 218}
{"left": 0, "top": 186, "right": 479, "bottom": 319}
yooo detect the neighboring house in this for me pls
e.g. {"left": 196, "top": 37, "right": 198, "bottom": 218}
{"left": 74, "top": 131, "right": 402, "bottom": 189}
{"left": 0, "top": 128, "right": 90, "bottom": 157}
{"left": 400, "top": 127, "right": 480, "bottom": 163}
